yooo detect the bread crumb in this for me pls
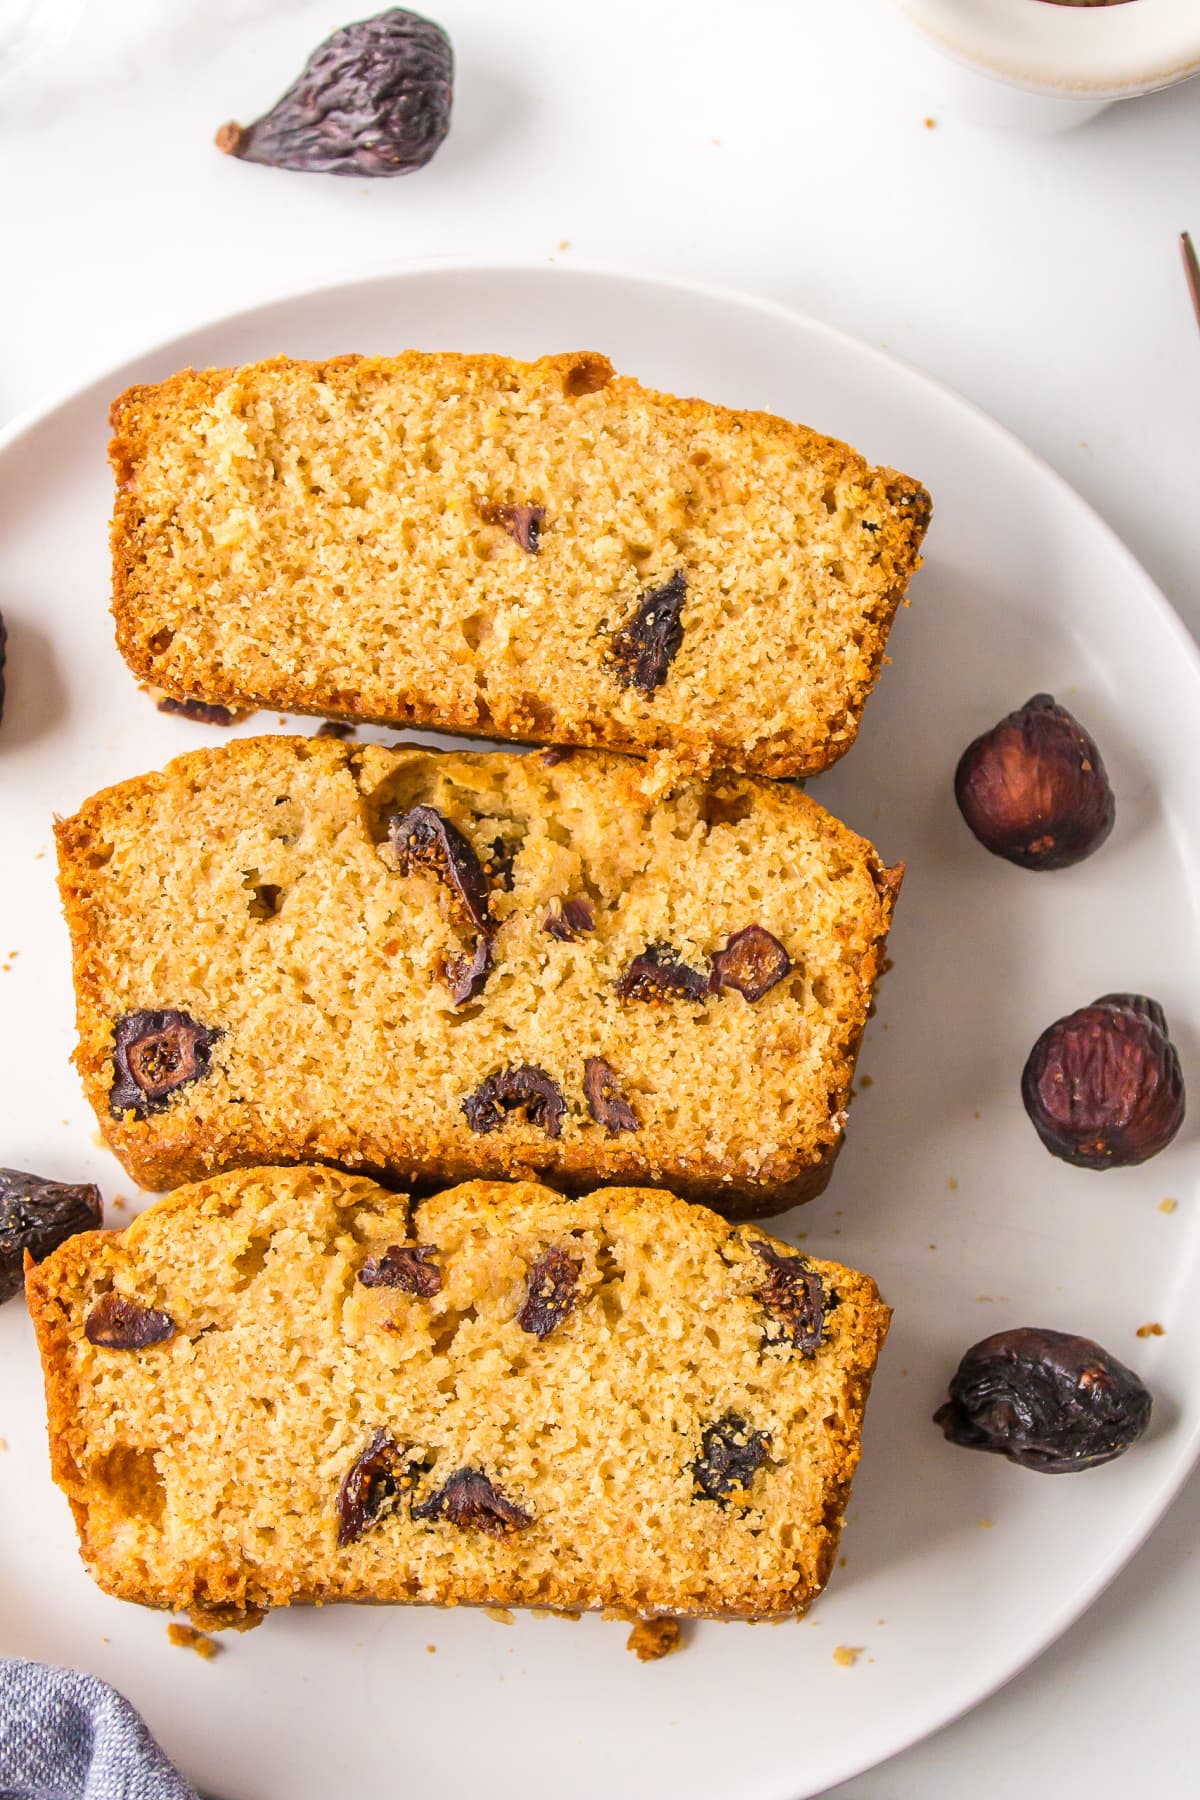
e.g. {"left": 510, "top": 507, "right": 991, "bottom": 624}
{"left": 978, "top": 1518, "right": 995, "bottom": 1530}
{"left": 90, "top": 1131, "right": 108, "bottom": 1150}
{"left": 858, "top": 1074, "right": 873, "bottom": 1089}
{"left": 1136, "top": 1322, "right": 1165, "bottom": 1338}
{"left": 167, "top": 1623, "right": 220, "bottom": 1660}
{"left": 947, "top": 1176, "right": 958, "bottom": 1191}
{"left": 838, "top": 1555, "right": 848, "bottom": 1568}
{"left": 0, "top": 1438, "right": 8, "bottom": 1452}
{"left": 485, "top": 1607, "right": 515, "bottom": 1625}
{"left": 426, "top": 1644, "right": 436, "bottom": 1654}
{"left": 976, "top": 1294, "right": 994, "bottom": 1303}
{"left": 557, "top": 239, "right": 570, "bottom": 252}
{"left": 924, "top": 116, "right": 936, "bottom": 129}
{"left": 1159, "top": 1198, "right": 1178, "bottom": 1214}
{"left": 833, "top": 1645, "right": 863, "bottom": 1668}
{"left": 34, "top": 851, "right": 45, "bottom": 860}
{"left": 110, "top": 1196, "right": 127, "bottom": 1212}
{"left": 973, "top": 1109, "right": 981, "bottom": 1119}
{"left": 627, "top": 1617, "right": 684, "bottom": 1662}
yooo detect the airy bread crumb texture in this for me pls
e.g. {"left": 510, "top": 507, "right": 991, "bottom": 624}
{"left": 26, "top": 1168, "right": 890, "bottom": 1623}
{"left": 109, "top": 351, "right": 930, "bottom": 780}
{"left": 56, "top": 738, "right": 900, "bottom": 1215}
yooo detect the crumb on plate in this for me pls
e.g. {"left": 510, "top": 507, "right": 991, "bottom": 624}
{"left": 627, "top": 1617, "right": 684, "bottom": 1662}
{"left": 167, "top": 1623, "right": 220, "bottom": 1660}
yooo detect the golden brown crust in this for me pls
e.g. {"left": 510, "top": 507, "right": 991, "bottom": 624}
{"left": 109, "top": 351, "right": 929, "bottom": 781}
{"left": 55, "top": 739, "right": 899, "bottom": 1216}
{"left": 26, "top": 1169, "right": 891, "bottom": 1623}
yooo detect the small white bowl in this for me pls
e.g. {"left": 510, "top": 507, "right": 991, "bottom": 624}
{"left": 888, "top": 0, "right": 1200, "bottom": 131}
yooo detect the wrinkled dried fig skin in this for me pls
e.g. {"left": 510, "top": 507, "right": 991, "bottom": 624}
{"left": 109, "top": 1010, "right": 221, "bottom": 1120}
{"left": 1022, "top": 995, "right": 1186, "bottom": 1168}
{"left": 0, "top": 1169, "right": 104, "bottom": 1305}
{"left": 954, "top": 694, "right": 1116, "bottom": 871}
{"left": 461, "top": 1065, "right": 567, "bottom": 1139}
{"left": 607, "top": 570, "right": 687, "bottom": 694}
{"left": 582, "top": 1057, "right": 640, "bottom": 1136}
{"left": 709, "top": 925, "right": 792, "bottom": 1003}
{"left": 389, "top": 805, "right": 491, "bottom": 932}
{"left": 337, "top": 1427, "right": 419, "bottom": 1545}
{"left": 935, "top": 1327, "right": 1152, "bottom": 1472}
{"left": 218, "top": 10, "right": 453, "bottom": 178}
{"left": 516, "top": 1245, "right": 581, "bottom": 1338}
{"left": 411, "top": 1467, "right": 531, "bottom": 1537}
{"left": 357, "top": 1244, "right": 442, "bottom": 1296}
{"left": 691, "top": 1414, "right": 771, "bottom": 1503}
{"left": 84, "top": 1292, "right": 176, "bottom": 1350}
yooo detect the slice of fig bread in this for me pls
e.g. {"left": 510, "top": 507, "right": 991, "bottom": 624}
{"left": 56, "top": 737, "right": 900, "bottom": 1218}
{"left": 109, "top": 349, "right": 930, "bottom": 780}
{"left": 27, "top": 1168, "right": 890, "bottom": 1623}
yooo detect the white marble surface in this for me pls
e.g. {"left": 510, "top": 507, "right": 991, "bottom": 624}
{"left": 2, "top": 1, "right": 1199, "bottom": 1793}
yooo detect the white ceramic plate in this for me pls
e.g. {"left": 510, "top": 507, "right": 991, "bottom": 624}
{"left": 1, "top": 266, "right": 1198, "bottom": 1800}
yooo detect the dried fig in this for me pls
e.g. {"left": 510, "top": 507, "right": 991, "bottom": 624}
{"left": 216, "top": 9, "right": 453, "bottom": 178}
{"left": 607, "top": 571, "right": 686, "bottom": 693}
{"left": 935, "top": 1327, "right": 1152, "bottom": 1472}
{"left": 954, "top": 694, "right": 1115, "bottom": 870}
{"left": 0, "top": 1168, "right": 103, "bottom": 1305}
{"left": 1022, "top": 993, "right": 1185, "bottom": 1167}
{"left": 461, "top": 1065, "right": 566, "bottom": 1138}
{"left": 110, "top": 1011, "right": 220, "bottom": 1119}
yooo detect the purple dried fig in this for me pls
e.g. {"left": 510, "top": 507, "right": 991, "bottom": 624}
{"left": 389, "top": 805, "right": 490, "bottom": 932}
{"left": 358, "top": 1244, "right": 442, "bottom": 1295}
{"left": 935, "top": 1327, "right": 1152, "bottom": 1472}
{"left": 954, "top": 694, "right": 1115, "bottom": 870}
{"left": 709, "top": 925, "right": 791, "bottom": 1002}
{"left": 337, "top": 1428, "right": 422, "bottom": 1544}
{"left": 109, "top": 1011, "right": 220, "bottom": 1119}
{"left": 516, "top": 1245, "right": 580, "bottom": 1338}
{"left": 1022, "top": 993, "right": 1185, "bottom": 1168}
{"left": 615, "top": 944, "right": 708, "bottom": 1003}
{"left": 691, "top": 1414, "right": 770, "bottom": 1504}
{"left": 607, "top": 571, "right": 686, "bottom": 694}
{"left": 84, "top": 1293, "right": 175, "bottom": 1350}
{"left": 543, "top": 897, "right": 594, "bottom": 942}
{"left": 0, "top": 1168, "right": 103, "bottom": 1305}
{"left": 216, "top": 9, "right": 453, "bottom": 178}
{"left": 480, "top": 501, "right": 545, "bottom": 553}
{"left": 443, "top": 934, "right": 492, "bottom": 1006}
{"left": 461, "top": 1066, "right": 566, "bottom": 1138}
{"left": 411, "top": 1468, "right": 530, "bottom": 1536}
{"left": 583, "top": 1057, "right": 639, "bottom": 1135}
